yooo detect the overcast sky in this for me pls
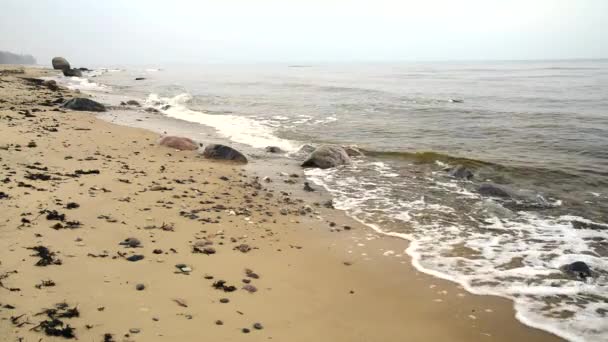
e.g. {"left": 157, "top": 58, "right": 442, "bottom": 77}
{"left": 1, "top": 0, "right": 606, "bottom": 66}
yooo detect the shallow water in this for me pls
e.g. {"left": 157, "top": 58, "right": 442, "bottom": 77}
{"left": 55, "top": 60, "right": 608, "bottom": 341}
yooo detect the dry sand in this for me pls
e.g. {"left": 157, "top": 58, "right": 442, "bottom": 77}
{"left": 0, "top": 66, "right": 562, "bottom": 341}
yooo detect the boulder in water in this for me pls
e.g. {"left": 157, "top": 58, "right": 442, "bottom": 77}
{"left": 448, "top": 165, "right": 474, "bottom": 180}
{"left": 63, "top": 98, "right": 106, "bottom": 112}
{"left": 343, "top": 145, "right": 364, "bottom": 157}
{"left": 52, "top": 57, "right": 70, "bottom": 70}
{"left": 562, "top": 261, "right": 592, "bottom": 279}
{"left": 301, "top": 145, "right": 351, "bottom": 169}
{"left": 63, "top": 68, "right": 83, "bottom": 77}
{"left": 200, "top": 144, "right": 247, "bottom": 163}
{"left": 478, "top": 183, "right": 512, "bottom": 198}
{"left": 126, "top": 100, "right": 141, "bottom": 106}
{"left": 159, "top": 136, "right": 199, "bottom": 151}
{"left": 265, "top": 146, "right": 283, "bottom": 153}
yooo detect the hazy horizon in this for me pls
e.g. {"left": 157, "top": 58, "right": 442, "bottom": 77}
{"left": 1, "top": 0, "right": 607, "bottom": 67}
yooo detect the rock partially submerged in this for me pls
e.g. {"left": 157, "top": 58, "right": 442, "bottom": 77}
{"left": 52, "top": 57, "right": 70, "bottom": 70}
{"left": 562, "top": 261, "right": 592, "bottom": 280}
{"left": 448, "top": 165, "right": 474, "bottom": 180}
{"left": 63, "top": 98, "right": 106, "bottom": 112}
{"left": 478, "top": 183, "right": 511, "bottom": 198}
{"left": 301, "top": 145, "right": 350, "bottom": 169}
{"left": 62, "top": 68, "right": 83, "bottom": 77}
{"left": 200, "top": 144, "right": 247, "bottom": 164}
{"left": 265, "top": 146, "right": 283, "bottom": 153}
{"left": 159, "top": 136, "right": 199, "bottom": 151}
{"left": 343, "top": 145, "right": 364, "bottom": 157}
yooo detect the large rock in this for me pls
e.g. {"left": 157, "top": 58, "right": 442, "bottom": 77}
{"left": 562, "top": 261, "right": 592, "bottom": 280}
{"left": 477, "top": 183, "right": 512, "bottom": 198}
{"left": 200, "top": 144, "right": 247, "bottom": 163}
{"left": 63, "top": 68, "right": 82, "bottom": 77}
{"left": 52, "top": 57, "right": 70, "bottom": 70}
{"left": 301, "top": 145, "right": 351, "bottom": 169}
{"left": 63, "top": 98, "right": 106, "bottom": 112}
{"left": 343, "top": 145, "right": 364, "bottom": 157}
{"left": 159, "top": 136, "right": 199, "bottom": 151}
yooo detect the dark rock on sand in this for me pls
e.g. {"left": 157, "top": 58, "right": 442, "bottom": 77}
{"left": 63, "top": 98, "right": 106, "bottom": 112}
{"left": 126, "top": 100, "right": 140, "bottom": 106}
{"left": 135, "top": 77, "right": 146, "bottom": 81}
{"left": 159, "top": 136, "right": 199, "bottom": 151}
{"left": 562, "top": 261, "right": 592, "bottom": 279}
{"left": 448, "top": 165, "right": 474, "bottom": 180}
{"left": 265, "top": 146, "right": 283, "bottom": 153}
{"left": 303, "top": 182, "right": 315, "bottom": 192}
{"left": 200, "top": 144, "right": 247, "bottom": 164}
{"left": 478, "top": 183, "right": 512, "bottom": 198}
{"left": 301, "top": 145, "right": 351, "bottom": 169}
{"left": 52, "top": 57, "right": 70, "bottom": 70}
{"left": 62, "top": 68, "right": 83, "bottom": 77}
{"left": 43, "top": 80, "right": 59, "bottom": 91}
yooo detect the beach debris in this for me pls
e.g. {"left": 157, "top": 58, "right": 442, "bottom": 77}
{"left": 242, "top": 284, "right": 257, "bottom": 293}
{"left": 235, "top": 244, "right": 252, "bottom": 253}
{"left": 35, "top": 279, "right": 56, "bottom": 289}
{"left": 242, "top": 328, "right": 250, "bottom": 333}
{"left": 74, "top": 169, "right": 100, "bottom": 175}
{"left": 175, "top": 264, "right": 192, "bottom": 274}
{"left": 65, "top": 202, "right": 80, "bottom": 209}
{"left": 253, "top": 322, "right": 264, "bottom": 330}
{"left": 44, "top": 210, "right": 66, "bottom": 221}
{"left": 119, "top": 237, "right": 142, "bottom": 248}
{"left": 303, "top": 182, "right": 315, "bottom": 192}
{"left": 173, "top": 298, "right": 188, "bottom": 307}
{"left": 27, "top": 246, "right": 62, "bottom": 266}
{"left": 135, "top": 284, "right": 145, "bottom": 291}
{"left": 215, "top": 320, "right": 223, "bottom": 325}
{"left": 245, "top": 268, "right": 260, "bottom": 279}
{"left": 219, "top": 298, "right": 230, "bottom": 304}
{"left": 103, "top": 333, "right": 115, "bottom": 342}
{"left": 126, "top": 254, "right": 144, "bottom": 262}
{"left": 31, "top": 303, "right": 79, "bottom": 339}
{"left": 199, "top": 144, "right": 248, "bottom": 164}
{"left": 212, "top": 280, "right": 237, "bottom": 292}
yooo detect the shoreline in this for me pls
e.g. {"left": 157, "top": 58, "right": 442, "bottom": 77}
{"left": 0, "top": 65, "right": 563, "bottom": 341}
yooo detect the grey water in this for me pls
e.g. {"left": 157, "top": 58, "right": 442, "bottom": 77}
{"left": 71, "top": 59, "right": 608, "bottom": 341}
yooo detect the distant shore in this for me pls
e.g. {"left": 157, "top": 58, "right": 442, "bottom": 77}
{"left": 0, "top": 65, "right": 562, "bottom": 341}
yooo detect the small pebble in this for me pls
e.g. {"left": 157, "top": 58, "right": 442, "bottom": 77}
{"left": 136, "top": 284, "right": 145, "bottom": 291}
{"left": 219, "top": 298, "right": 229, "bottom": 303}
{"left": 129, "top": 328, "right": 140, "bottom": 334}
{"left": 253, "top": 322, "right": 263, "bottom": 330}
{"left": 215, "top": 320, "right": 223, "bottom": 325}
{"left": 242, "top": 328, "right": 250, "bottom": 334}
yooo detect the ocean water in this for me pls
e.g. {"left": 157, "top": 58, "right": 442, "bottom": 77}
{"left": 54, "top": 60, "right": 608, "bottom": 341}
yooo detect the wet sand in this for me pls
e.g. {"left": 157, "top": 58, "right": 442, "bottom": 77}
{"left": 0, "top": 66, "right": 562, "bottom": 341}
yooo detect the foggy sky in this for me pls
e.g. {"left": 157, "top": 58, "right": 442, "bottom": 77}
{"left": 1, "top": 0, "right": 606, "bottom": 67}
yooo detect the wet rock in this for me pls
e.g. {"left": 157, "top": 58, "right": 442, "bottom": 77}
{"left": 63, "top": 68, "right": 83, "bottom": 77}
{"left": 126, "top": 100, "right": 140, "bottom": 106}
{"left": 301, "top": 145, "right": 351, "bottom": 169}
{"left": 265, "top": 146, "right": 283, "bottom": 153}
{"left": 571, "top": 220, "right": 607, "bottom": 231}
{"left": 200, "top": 144, "right": 248, "bottom": 164}
{"left": 63, "top": 98, "right": 106, "bottom": 112}
{"left": 562, "top": 261, "right": 592, "bottom": 279}
{"left": 323, "top": 199, "right": 335, "bottom": 209}
{"left": 478, "top": 183, "right": 512, "bottom": 198}
{"left": 448, "top": 165, "right": 474, "bottom": 180}
{"left": 52, "top": 57, "right": 70, "bottom": 70}
{"left": 343, "top": 145, "right": 364, "bottom": 157}
{"left": 158, "top": 136, "right": 199, "bottom": 151}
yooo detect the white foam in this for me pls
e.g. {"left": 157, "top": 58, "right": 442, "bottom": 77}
{"left": 145, "top": 93, "right": 298, "bottom": 152}
{"left": 305, "top": 160, "right": 608, "bottom": 342}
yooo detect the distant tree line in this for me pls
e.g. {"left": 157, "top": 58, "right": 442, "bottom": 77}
{"left": 0, "top": 51, "right": 36, "bottom": 65}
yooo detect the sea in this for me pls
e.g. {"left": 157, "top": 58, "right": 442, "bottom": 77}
{"left": 50, "top": 60, "right": 608, "bottom": 342}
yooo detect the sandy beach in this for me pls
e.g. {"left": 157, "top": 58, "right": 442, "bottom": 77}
{"left": 0, "top": 66, "right": 563, "bottom": 341}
